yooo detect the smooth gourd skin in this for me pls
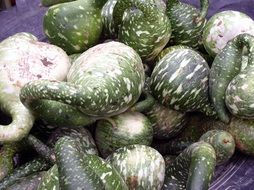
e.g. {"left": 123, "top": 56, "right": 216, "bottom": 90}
{"left": 54, "top": 136, "right": 128, "bottom": 190}
{"left": 163, "top": 142, "right": 216, "bottom": 190}
{"left": 166, "top": 0, "right": 209, "bottom": 49}
{"left": 150, "top": 47, "right": 215, "bottom": 116}
{"left": 209, "top": 33, "right": 254, "bottom": 123}
{"left": 106, "top": 144, "right": 165, "bottom": 190}
{"left": 43, "top": 0, "right": 104, "bottom": 54}
{"left": 102, "top": 0, "right": 171, "bottom": 61}
{"left": 20, "top": 41, "right": 145, "bottom": 120}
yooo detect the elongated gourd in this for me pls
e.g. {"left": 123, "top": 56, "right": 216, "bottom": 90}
{"left": 20, "top": 41, "right": 145, "bottom": 121}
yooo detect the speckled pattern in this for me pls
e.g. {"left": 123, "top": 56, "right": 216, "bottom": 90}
{"left": 37, "top": 164, "right": 59, "bottom": 190}
{"left": 150, "top": 47, "right": 215, "bottom": 116}
{"left": 20, "top": 41, "right": 145, "bottom": 118}
{"left": 106, "top": 144, "right": 165, "bottom": 190}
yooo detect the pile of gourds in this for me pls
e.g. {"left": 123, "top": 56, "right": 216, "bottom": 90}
{"left": 1, "top": 0, "right": 254, "bottom": 189}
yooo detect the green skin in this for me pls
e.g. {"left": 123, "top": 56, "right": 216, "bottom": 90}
{"left": 6, "top": 171, "right": 45, "bottom": 190}
{"left": 41, "top": 0, "right": 75, "bottom": 7}
{"left": 54, "top": 136, "right": 128, "bottom": 190}
{"left": 0, "top": 32, "right": 71, "bottom": 142}
{"left": 209, "top": 33, "right": 254, "bottom": 123}
{"left": 150, "top": 47, "right": 215, "bottom": 116}
{"left": 199, "top": 130, "right": 235, "bottom": 165}
{"left": 95, "top": 111, "right": 153, "bottom": 158}
{"left": 102, "top": 0, "right": 171, "bottom": 61}
{"left": 166, "top": 0, "right": 209, "bottom": 49}
{"left": 43, "top": 0, "right": 104, "bottom": 54}
{"left": 0, "top": 158, "right": 51, "bottom": 189}
{"left": 37, "top": 165, "right": 59, "bottom": 190}
{"left": 163, "top": 142, "right": 216, "bottom": 190}
{"left": 20, "top": 41, "right": 145, "bottom": 120}
{"left": 106, "top": 144, "right": 165, "bottom": 190}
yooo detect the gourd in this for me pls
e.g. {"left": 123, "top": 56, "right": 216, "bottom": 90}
{"left": 20, "top": 41, "right": 145, "bottom": 123}
{"left": 106, "top": 144, "right": 165, "bottom": 190}
{"left": 95, "top": 111, "right": 153, "bottom": 158}
{"left": 150, "top": 46, "right": 215, "bottom": 116}
{"left": 37, "top": 164, "right": 59, "bottom": 190}
{"left": 209, "top": 33, "right": 254, "bottom": 123}
{"left": 203, "top": 10, "right": 254, "bottom": 57}
{"left": 166, "top": 0, "right": 209, "bottom": 49}
{"left": 43, "top": 0, "right": 107, "bottom": 54}
{"left": 163, "top": 142, "right": 216, "bottom": 190}
{"left": 0, "top": 32, "right": 70, "bottom": 142}
{"left": 54, "top": 136, "right": 128, "bottom": 189}
{"left": 101, "top": 0, "right": 171, "bottom": 61}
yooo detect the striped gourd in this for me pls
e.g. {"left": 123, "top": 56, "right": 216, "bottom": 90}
{"left": 95, "top": 111, "right": 153, "bottom": 158}
{"left": 166, "top": 0, "right": 209, "bottom": 49}
{"left": 0, "top": 33, "right": 70, "bottom": 142}
{"left": 101, "top": 0, "right": 171, "bottom": 61}
{"left": 163, "top": 142, "right": 216, "bottom": 190}
{"left": 209, "top": 33, "right": 254, "bottom": 123}
{"left": 150, "top": 47, "right": 215, "bottom": 116}
{"left": 43, "top": 0, "right": 107, "bottom": 54}
{"left": 203, "top": 10, "right": 254, "bottom": 57}
{"left": 106, "top": 144, "right": 165, "bottom": 190}
{"left": 54, "top": 136, "right": 128, "bottom": 189}
{"left": 20, "top": 42, "right": 145, "bottom": 122}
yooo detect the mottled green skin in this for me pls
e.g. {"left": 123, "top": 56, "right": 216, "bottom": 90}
{"left": 106, "top": 144, "right": 165, "bottom": 190}
{"left": 41, "top": 0, "right": 74, "bottom": 7}
{"left": 47, "top": 127, "right": 98, "bottom": 155}
{"left": 0, "top": 158, "right": 51, "bottom": 189}
{"left": 146, "top": 101, "right": 188, "bottom": 139}
{"left": 150, "top": 48, "right": 215, "bottom": 116}
{"left": 43, "top": 0, "right": 103, "bottom": 54}
{"left": 209, "top": 33, "right": 254, "bottom": 123}
{"left": 166, "top": 0, "right": 208, "bottom": 49}
{"left": 6, "top": 171, "right": 45, "bottom": 190}
{"left": 156, "top": 45, "right": 189, "bottom": 61}
{"left": 95, "top": 111, "right": 153, "bottom": 158}
{"left": 163, "top": 142, "right": 216, "bottom": 190}
{"left": 55, "top": 136, "right": 128, "bottom": 190}
{"left": 37, "top": 165, "right": 59, "bottom": 190}
{"left": 200, "top": 130, "right": 235, "bottom": 165}
{"left": 20, "top": 41, "right": 145, "bottom": 119}
{"left": 102, "top": 0, "right": 171, "bottom": 61}
{"left": 203, "top": 11, "right": 254, "bottom": 57}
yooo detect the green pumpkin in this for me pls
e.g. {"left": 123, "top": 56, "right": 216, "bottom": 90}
{"left": 166, "top": 0, "right": 209, "bottom": 48}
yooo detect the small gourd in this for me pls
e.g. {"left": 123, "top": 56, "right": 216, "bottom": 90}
{"left": 166, "top": 0, "right": 209, "bottom": 48}
{"left": 209, "top": 33, "right": 254, "bottom": 123}
{"left": 203, "top": 10, "right": 254, "bottom": 57}
{"left": 101, "top": 0, "right": 171, "bottom": 61}
{"left": 20, "top": 41, "right": 145, "bottom": 123}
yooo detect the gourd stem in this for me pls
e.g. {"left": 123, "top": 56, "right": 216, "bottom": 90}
{"left": 199, "top": 0, "right": 209, "bottom": 19}
{"left": 129, "top": 91, "right": 155, "bottom": 113}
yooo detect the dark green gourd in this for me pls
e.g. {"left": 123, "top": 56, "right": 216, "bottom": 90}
{"left": 163, "top": 142, "right": 216, "bottom": 190}
{"left": 20, "top": 42, "right": 145, "bottom": 123}
{"left": 106, "top": 144, "right": 165, "bottom": 190}
{"left": 101, "top": 0, "right": 171, "bottom": 61}
{"left": 199, "top": 130, "right": 235, "bottom": 165}
{"left": 54, "top": 136, "right": 128, "bottom": 190}
{"left": 209, "top": 33, "right": 254, "bottom": 123}
{"left": 150, "top": 47, "right": 215, "bottom": 116}
{"left": 95, "top": 111, "right": 153, "bottom": 158}
{"left": 43, "top": 0, "right": 106, "bottom": 54}
{"left": 166, "top": 0, "right": 209, "bottom": 49}
{"left": 37, "top": 164, "right": 59, "bottom": 190}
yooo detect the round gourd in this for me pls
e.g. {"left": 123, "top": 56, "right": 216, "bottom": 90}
{"left": 203, "top": 10, "right": 254, "bottom": 57}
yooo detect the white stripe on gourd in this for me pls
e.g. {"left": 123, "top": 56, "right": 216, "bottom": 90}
{"left": 20, "top": 41, "right": 145, "bottom": 119}
{"left": 166, "top": 0, "right": 209, "bottom": 49}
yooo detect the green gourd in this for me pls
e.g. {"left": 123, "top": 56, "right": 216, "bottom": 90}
{"left": 209, "top": 33, "right": 254, "bottom": 123}
{"left": 106, "top": 144, "right": 165, "bottom": 190}
{"left": 95, "top": 111, "right": 153, "bottom": 158}
{"left": 0, "top": 33, "right": 70, "bottom": 142}
{"left": 20, "top": 41, "right": 145, "bottom": 123}
{"left": 163, "top": 142, "right": 216, "bottom": 190}
{"left": 166, "top": 0, "right": 209, "bottom": 49}
{"left": 37, "top": 164, "right": 59, "bottom": 190}
{"left": 102, "top": 0, "right": 171, "bottom": 61}
{"left": 150, "top": 46, "right": 215, "bottom": 116}
{"left": 43, "top": 0, "right": 107, "bottom": 54}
